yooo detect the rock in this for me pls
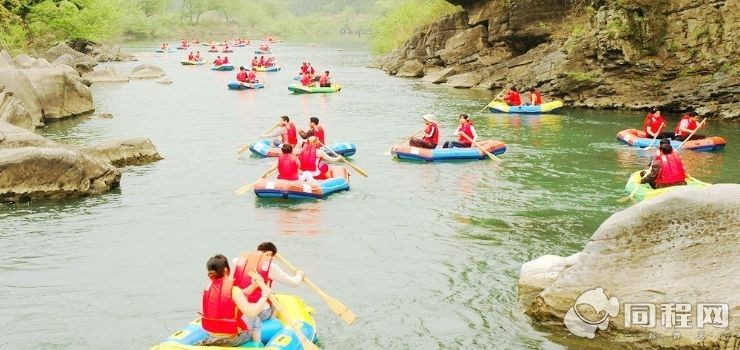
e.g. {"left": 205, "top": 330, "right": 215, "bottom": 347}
{"left": 129, "top": 64, "right": 165, "bottom": 79}
{"left": 0, "top": 121, "right": 56, "bottom": 149}
{"left": 437, "top": 25, "right": 487, "bottom": 65}
{"left": 81, "top": 138, "right": 163, "bottom": 167}
{"left": 157, "top": 77, "right": 173, "bottom": 85}
{"left": 53, "top": 54, "right": 94, "bottom": 74}
{"left": 0, "top": 51, "right": 17, "bottom": 69}
{"left": 518, "top": 253, "right": 580, "bottom": 306}
{"left": 0, "top": 86, "right": 33, "bottom": 131}
{"left": 44, "top": 43, "right": 98, "bottom": 75}
{"left": 0, "top": 68, "right": 44, "bottom": 127}
{"left": 21, "top": 66, "right": 95, "bottom": 121}
{"left": 396, "top": 60, "right": 425, "bottom": 78}
{"left": 92, "top": 113, "right": 113, "bottom": 119}
{"left": 81, "top": 66, "right": 129, "bottom": 83}
{"left": 68, "top": 39, "right": 136, "bottom": 62}
{"left": 421, "top": 66, "right": 458, "bottom": 84}
{"left": 523, "top": 185, "right": 739, "bottom": 348}
{"left": 446, "top": 71, "right": 485, "bottom": 88}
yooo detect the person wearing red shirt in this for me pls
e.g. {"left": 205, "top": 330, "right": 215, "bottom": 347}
{"left": 247, "top": 67, "right": 258, "bottom": 83}
{"left": 443, "top": 114, "right": 477, "bottom": 148}
{"left": 188, "top": 52, "right": 194, "bottom": 61}
{"left": 641, "top": 139, "right": 687, "bottom": 189}
{"left": 674, "top": 111, "right": 705, "bottom": 141}
{"left": 643, "top": 109, "right": 671, "bottom": 139}
{"left": 318, "top": 71, "right": 331, "bottom": 87}
{"left": 504, "top": 87, "right": 522, "bottom": 106}
{"left": 258, "top": 56, "right": 265, "bottom": 67}
{"left": 213, "top": 56, "right": 223, "bottom": 66}
{"left": 300, "top": 72, "right": 313, "bottom": 87}
{"left": 409, "top": 114, "right": 439, "bottom": 149}
{"left": 298, "top": 117, "right": 325, "bottom": 144}
{"left": 223, "top": 56, "right": 229, "bottom": 64}
{"left": 528, "top": 88, "right": 542, "bottom": 105}
{"left": 236, "top": 66, "right": 247, "bottom": 83}
{"left": 276, "top": 144, "right": 301, "bottom": 181}
{"left": 251, "top": 56, "right": 259, "bottom": 68}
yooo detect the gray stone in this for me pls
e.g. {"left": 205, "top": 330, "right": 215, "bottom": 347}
{"left": 0, "top": 68, "right": 44, "bottom": 127}
{"left": 396, "top": 60, "right": 424, "bottom": 78}
{"left": 21, "top": 66, "right": 95, "bottom": 121}
{"left": 446, "top": 71, "right": 485, "bottom": 88}
{"left": 518, "top": 253, "right": 580, "bottom": 307}
{"left": 129, "top": 64, "right": 165, "bottom": 79}
{"left": 81, "top": 138, "right": 163, "bottom": 167}
{"left": 0, "top": 87, "right": 33, "bottom": 131}
{"left": 81, "top": 66, "right": 129, "bottom": 83}
{"left": 421, "top": 67, "right": 458, "bottom": 84}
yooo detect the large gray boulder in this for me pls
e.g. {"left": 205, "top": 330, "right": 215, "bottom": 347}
{"left": 421, "top": 66, "right": 458, "bottom": 84}
{"left": 81, "top": 138, "right": 163, "bottom": 167}
{"left": 0, "top": 68, "right": 44, "bottom": 127}
{"left": 0, "top": 121, "right": 56, "bottom": 149}
{"left": 396, "top": 60, "right": 425, "bottom": 78}
{"left": 518, "top": 253, "right": 580, "bottom": 306}
{"left": 0, "top": 85, "right": 33, "bottom": 131}
{"left": 0, "top": 51, "right": 17, "bottom": 68}
{"left": 129, "top": 64, "right": 165, "bottom": 79}
{"left": 522, "top": 185, "right": 739, "bottom": 349}
{"left": 21, "top": 66, "right": 95, "bottom": 121}
{"left": 82, "top": 66, "right": 129, "bottom": 83}
{"left": 43, "top": 43, "right": 98, "bottom": 75}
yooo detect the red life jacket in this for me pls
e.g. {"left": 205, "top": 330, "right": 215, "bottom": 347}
{"left": 283, "top": 123, "right": 297, "bottom": 145}
{"left": 214, "top": 58, "right": 223, "bottom": 66}
{"left": 299, "top": 143, "right": 319, "bottom": 171}
{"left": 301, "top": 65, "right": 308, "bottom": 73}
{"left": 674, "top": 115, "right": 697, "bottom": 137}
{"left": 232, "top": 252, "right": 272, "bottom": 303}
{"left": 319, "top": 74, "right": 329, "bottom": 85}
{"left": 223, "top": 57, "right": 229, "bottom": 64}
{"left": 201, "top": 277, "right": 248, "bottom": 335}
{"left": 309, "top": 66, "right": 315, "bottom": 74}
{"left": 506, "top": 91, "right": 521, "bottom": 106}
{"left": 236, "top": 71, "right": 247, "bottom": 82}
{"left": 247, "top": 71, "right": 257, "bottom": 82}
{"left": 656, "top": 152, "right": 686, "bottom": 186}
{"left": 258, "top": 58, "right": 265, "bottom": 67}
{"left": 313, "top": 125, "right": 325, "bottom": 144}
{"left": 301, "top": 75, "right": 311, "bottom": 86}
{"left": 532, "top": 92, "right": 542, "bottom": 105}
{"left": 457, "top": 122, "right": 474, "bottom": 146}
{"left": 277, "top": 154, "right": 299, "bottom": 180}
{"left": 251, "top": 59, "right": 259, "bottom": 67}
{"left": 188, "top": 54, "right": 194, "bottom": 60}
{"left": 423, "top": 123, "right": 439, "bottom": 145}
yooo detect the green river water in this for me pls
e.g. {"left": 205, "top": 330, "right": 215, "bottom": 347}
{"left": 0, "top": 43, "right": 737, "bottom": 349}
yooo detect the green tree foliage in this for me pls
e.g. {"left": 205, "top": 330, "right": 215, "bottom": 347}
{"left": 370, "top": 0, "right": 459, "bottom": 54}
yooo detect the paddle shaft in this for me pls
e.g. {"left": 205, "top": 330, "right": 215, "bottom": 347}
{"left": 460, "top": 132, "right": 500, "bottom": 161}
{"left": 250, "top": 277, "right": 317, "bottom": 350}
{"left": 399, "top": 128, "right": 424, "bottom": 144}
{"left": 480, "top": 89, "right": 506, "bottom": 112}
{"left": 318, "top": 141, "right": 368, "bottom": 177}
{"left": 644, "top": 123, "right": 665, "bottom": 150}
{"left": 677, "top": 118, "right": 707, "bottom": 150}
{"left": 234, "top": 166, "right": 277, "bottom": 196}
{"left": 237, "top": 123, "right": 279, "bottom": 155}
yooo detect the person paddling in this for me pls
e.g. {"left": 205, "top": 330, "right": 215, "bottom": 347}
{"left": 188, "top": 52, "right": 195, "bottom": 61}
{"left": 195, "top": 51, "right": 202, "bottom": 61}
{"left": 198, "top": 254, "right": 272, "bottom": 346}
{"left": 443, "top": 114, "right": 477, "bottom": 148}
{"left": 231, "top": 242, "right": 304, "bottom": 345}
{"left": 265, "top": 57, "right": 275, "bottom": 67}
{"left": 504, "top": 86, "right": 522, "bottom": 106}
{"left": 640, "top": 139, "right": 687, "bottom": 189}
{"left": 299, "top": 136, "right": 340, "bottom": 181}
{"left": 247, "top": 67, "right": 258, "bottom": 83}
{"left": 223, "top": 56, "right": 230, "bottom": 65}
{"left": 300, "top": 72, "right": 313, "bottom": 87}
{"left": 276, "top": 144, "right": 301, "bottom": 180}
{"left": 236, "top": 66, "right": 248, "bottom": 83}
{"left": 213, "top": 56, "right": 223, "bottom": 66}
{"left": 318, "top": 71, "right": 331, "bottom": 87}
{"left": 251, "top": 56, "right": 259, "bottom": 68}
{"left": 528, "top": 88, "right": 542, "bottom": 106}
{"left": 298, "top": 117, "right": 325, "bottom": 144}
{"left": 644, "top": 109, "right": 670, "bottom": 139}
{"left": 674, "top": 111, "right": 705, "bottom": 141}
{"left": 409, "top": 114, "right": 439, "bottom": 149}
{"left": 258, "top": 56, "right": 266, "bottom": 67}
{"left": 263, "top": 116, "right": 297, "bottom": 148}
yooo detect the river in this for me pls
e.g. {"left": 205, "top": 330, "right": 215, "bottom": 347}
{"left": 0, "top": 43, "right": 737, "bottom": 350}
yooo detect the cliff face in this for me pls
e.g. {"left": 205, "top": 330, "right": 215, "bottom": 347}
{"left": 371, "top": 0, "right": 739, "bottom": 119}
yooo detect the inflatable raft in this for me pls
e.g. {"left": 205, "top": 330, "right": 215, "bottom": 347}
{"left": 150, "top": 294, "right": 317, "bottom": 350}
{"left": 488, "top": 100, "right": 564, "bottom": 114}
{"left": 616, "top": 129, "right": 726, "bottom": 152}
{"left": 156, "top": 48, "right": 174, "bottom": 53}
{"left": 207, "top": 49, "right": 219, "bottom": 52}
{"left": 249, "top": 139, "right": 356, "bottom": 158}
{"left": 180, "top": 60, "right": 205, "bottom": 65}
{"left": 288, "top": 84, "right": 341, "bottom": 94}
{"left": 254, "top": 166, "right": 350, "bottom": 199}
{"left": 623, "top": 171, "right": 709, "bottom": 202}
{"left": 228, "top": 81, "right": 265, "bottom": 90}
{"left": 221, "top": 49, "right": 233, "bottom": 53}
{"left": 210, "top": 64, "right": 235, "bottom": 71}
{"left": 255, "top": 50, "right": 273, "bottom": 54}
{"left": 176, "top": 46, "right": 188, "bottom": 50}
{"left": 391, "top": 140, "right": 507, "bottom": 161}
{"left": 253, "top": 66, "right": 281, "bottom": 72}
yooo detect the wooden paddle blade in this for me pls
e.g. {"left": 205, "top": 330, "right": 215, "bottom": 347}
{"left": 322, "top": 295, "right": 357, "bottom": 325}
{"left": 233, "top": 182, "right": 256, "bottom": 196}
{"left": 237, "top": 144, "right": 250, "bottom": 155}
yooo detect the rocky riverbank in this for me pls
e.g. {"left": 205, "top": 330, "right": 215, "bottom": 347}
{"left": 518, "top": 185, "right": 739, "bottom": 349}
{"left": 371, "top": 0, "right": 739, "bottom": 120}
{"left": 0, "top": 45, "right": 162, "bottom": 202}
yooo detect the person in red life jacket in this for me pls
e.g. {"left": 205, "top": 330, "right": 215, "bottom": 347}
{"left": 265, "top": 57, "right": 275, "bottom": 67}
{"left": 231, "top": 242, "right": 304, "bottom": 344}
{"left": 275, "top": 144, "right": 301, "bottom": 180}
{"left": 236, "top": 66, "right": 248, "bottom": 83}
{"left": 188, "top": 52, "right": 195, "bottom": 61}
{"left": 298, "top": 117, "right": 325, "bottom": 144}
{"left": 318, "top": 70, "right": 331, "bottom": 87}
{"left": 300, "top": 62, "right": 308, "bottom": 74}
{"left": 213, "top": 56, "right": 223, "bottom": 66}
{"left": 224, "top": 45, "right": 230, "bottom": 51}
{"left": 223, "top": 56, "right": 230, "bottom": 64}
{"left": 640, "top": 140, "right": 687, "bottom": 189}
{"left": 443, "top": 114, "right": 478, "bottom": 148}
{"left": 195, "top": 51, "right": 202, "bottom": 61}
{"left": 258, "top": 56, "right": 266, "bottom": 67}
{"left": 299, "top": 136, "right": 341, "bottom": 181}
{"left": 409, "top": 114, "right": 439, "bottom": 149}
{"left": 251, "top": 56, "right": 259, "bottom": 68}
{"left": 210, "top": 45, "right": 217, "bottom": 51}
{"left": 528, "top": 88, "right": 542, "bottom": 106}
{"left": 264, "top": 116, "right": 298, "bottom": 147}
{"left": 307, "top": 63, "right": 315, "bottom": 76}
{"left": 300, "top": 72, "right": 313, "bottom": 87}
{"left": 674, "top": 111, "right": 705, "bottom": 141}
{"left": 643, "top": 109, "right": 672, "bottom": 139}
{"left": 247, "top": 67, "right": 258, "bottom": 83}
{"left": 504, "top": 86, "right": 522, "bottom": 106}
{"left": 199, "top": 254, "right": 272, "bottom": 346}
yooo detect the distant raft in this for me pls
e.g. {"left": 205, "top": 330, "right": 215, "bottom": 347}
{"left": 221, "top": 49, "right": 233, "bottom": 53}
{"left": 149, "top": 294, "right": 317, "bottom": 350}
{"left": 210, "top": 64, "right": 235, "bottom": 71}
{"left": 206, "top": 49, "right": 219, "bottom": 52}
{"left": 227, "top": 81, "right": 265, "bottom": 90}
{"left": 255, "top": 50, "right": 273, "bottom": 54}
{"left": 617, "top": 129, "right": 726, "bottom": 152}
{"left": 176, "top": 46, "right": 188, "bottom": 50}
{"left": 391, "top": 140, "right": 506, "bottom": 161}
{"left": 288, "top": 84, "right": 341, "bottom": 94}
{"left": 254, "top": 166, "right": 350, "bottom": 199}
{"left": 623, "top": 170, "right": 709, "bottom": 202}
{"left": 249, "top": 139, "right": 356, "bottom": 158}
{"left": 180, "top": 60, "right": 205, "bottom": 65}
{"left": 253, "top": 66, "right": 282, "bottom": 72}
{"left": 488, "top": 100, "right": 564, "bottom": 114}
{"left": 155, "top": 48, "right": 174, "bottom": 53}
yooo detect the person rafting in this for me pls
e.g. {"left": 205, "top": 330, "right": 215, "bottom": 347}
{"left": 251, "top": 56, "right": 259, "bottom": 68}
{"left": 223, "top": 56, "right": 230, "bottom": 64}
{"left": 643, "top": 108, "right": 670, "bottom": 139}
{"left": 640, "top": 140, "right": 687, "bottom": 189}
{"left": 409, "top": 114, "right": 439, "bottom": 149}
{"left": 299, "top": 136, "right": 341, "bottom": 180}
{"left": 443, "top": 114, "right": 477, "bottom": 148}
{"left": 213, "top": 56, "right": 223, "bottom": 66}
{"left": 231, "top": 242, "right": 304, "bottom": 344}
{"left": 247, "top": 67, "right": 258, "bottom": 83}
{"left": 300, "top": 72, "right": 313, "bottom": 87}
{"left": 236, "top": 66, "right": 247, "bottom": 83}
{"left": 504, "top": 86, "right": 522, "bottom": 106}
{"left": 265, "top": 57, "right": 275, "bottom": 67}
{"left": 307, "top": 63, "right": 315, "bottom": 75}
{"left": 224, "top": 45, "right": 230, "bottom": 51}
{"left": 188, "top": 52, "right": 194, "bottom": 61}
{"left": 263, "top": 116, "right": 297, "bottom": 147}
{"left": 298, "top": 117, "right": 325, "bottom": 144}
{"left": 210, "top": 45, "right": 217, "bottom": 51}
{"left": 198, "top": 254, "right": 272, "bottom": 347}
{"left": 276, "top": 144, "right": 301, "bottom": 180}
{"left": 300, "top": 62, "right": 308, "bottom": 74}
{"left": 674, "top": 111, "right": 705, "bottom": 141}
{"left": 318, "top": 71, "right": 331, "bottom": 87}
{"left": 258, "top": 56, "right": 266, "bottom": 67}
{"left": 528, "top": 88, "right": 542, "bottom": 106}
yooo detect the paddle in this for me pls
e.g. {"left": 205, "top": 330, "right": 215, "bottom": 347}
{"left": 317, "top": 141, "right": 368, "bottom": 178}
{"left": 459, "top": 132, "right": 500, "bottom": 161}
{"left": 397, "top": 128, "right": 425, "bottom": 146}
{"left": 249, "top": 273, "right": 318, "bottom": 350}
{"left": 644, "top": 123, "right": 665, "bottom": 150}
{"left": 234, "top": 165, "right": 277, "bottom": 196}
{"left": 617, "top": 169, "right": 650, "bottom": 203}
{"left": 677, "top": 118, "right": 707, "bottom": 150}
{"left": 237, "top": 123, "right": 279, "bottom": 155}
{"left": 275, "top": 254, "right": 357, "bottom": 325}
{"left": 480, "top": 89, "right": 506, "bottom": 112}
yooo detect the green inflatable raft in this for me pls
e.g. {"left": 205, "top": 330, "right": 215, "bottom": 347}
{"left": 288, "top": 84, "right": 341, "bottom": 94}
{"left": 623, "top": 171, "right": 709, "bottom": 202}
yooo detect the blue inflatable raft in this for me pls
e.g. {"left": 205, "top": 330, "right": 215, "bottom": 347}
{"left": 210, "top": 64, "right": 235, "bottom": 71}
{"left": 254, "top": 166, "right": 350, "bottom": 199}
{"left": 255, "top": 50, "right": 273, "bottom": 54}
{"left": 487, "top": 100, "right": 564, "bottom": 114}
{"left": 228, "top": 81, "right": 265, "bottom": 90}
{"left": 249, "top": 139, "right": 356, "bottom": 158}
{"left": 391, "top": 140, "right": 506, "bottom": 161}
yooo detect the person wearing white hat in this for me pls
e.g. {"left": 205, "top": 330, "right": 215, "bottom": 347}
{"left": 409, "top": 114, "right": 439, "bottom": 149}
